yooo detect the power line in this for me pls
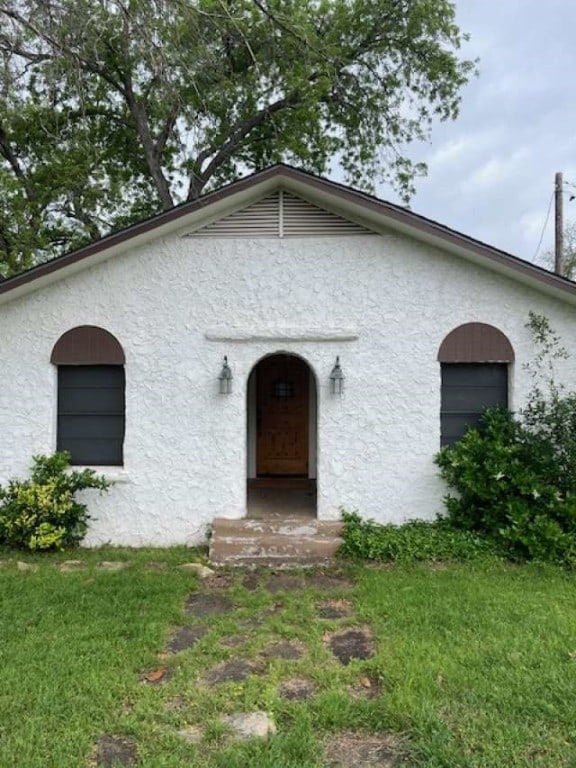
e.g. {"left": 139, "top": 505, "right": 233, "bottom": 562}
{"left": 533, "top": 190, "right": 554, "bottom": 262}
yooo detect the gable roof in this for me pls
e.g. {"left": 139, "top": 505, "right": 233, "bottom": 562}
{"left": 1, "top": 163, "right": 575, "bottom": 307}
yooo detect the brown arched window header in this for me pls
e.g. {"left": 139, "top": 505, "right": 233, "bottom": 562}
{"left": 51, "top": 326, "right": 125, "bottom": 365}
{"left": 438, "top": 322, "right": 514, "bottom": 363}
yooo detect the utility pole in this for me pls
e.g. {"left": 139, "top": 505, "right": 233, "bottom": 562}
{"left": 555, "top": 171, "right": 564, "bottom": 275}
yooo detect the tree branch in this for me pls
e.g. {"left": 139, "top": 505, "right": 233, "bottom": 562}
{"left": 0, "top": 122, "right": 36, "bottom": 202}
{"left": 188, "top": 94, "right": 299, "bottom": 199}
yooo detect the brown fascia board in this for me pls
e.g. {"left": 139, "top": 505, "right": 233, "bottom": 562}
{"left": 1, "top": 163, "right": 575, "bottom": 303}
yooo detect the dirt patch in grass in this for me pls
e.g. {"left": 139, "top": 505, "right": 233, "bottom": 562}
{"left": 316, "top": 599, "right": 354, "bottom": 619}
{"left": 240, "top": 601, "right": 284, "bottom": 628}
{"left": 277, "top": 677, "right": 316, "bottom": 700}
{"left": 219, "top": 634, "right": 249, "bottom": 648}
{"left": 304, "top": 573, "right": 355, "bottom": 590}
{"left": 325, "top": 627, "right": 375, "bottom": 665}
{"left": 265, "top": 574, "right": 305, "bottom": 593}
{"left": 167, "top": 625, "right": 208, "bottom": 653}
{"left": 324, "top": 731, "right": 400, "bottom": 767}
{"left": 184, "top": 593, "right": 234, "bottom": 617}
{"left": 349, "top": 674, "right": 384, "bottom": 699}
{"left": 92, "top": 734, "right": 137, "bottom": 767}
{"left": 203, "top": 659, "right": 263, "bottom": 685}
{"left": 261, "top": 639, "right": 306, "bottom": 660}
{"left": 203, "top": 572, "right": 237, "bottom": 589}
{"left": 165, "top": 695, "right": 187, "bottom": 711}
{"left": 242, "top": 572, "right": 261, "bottom": 591}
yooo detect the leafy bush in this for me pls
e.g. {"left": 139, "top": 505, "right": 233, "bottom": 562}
{"left": 0, "top": 452, "right": 110, "bottom": 551}
{"left": 339, "top": 510, "right": 499, "bottom": 563}
{"left": 435, "top": 407, "right": 576, "bottom": 565}
{"left": 435, "top": 313, "right": 576, "bottom": 567}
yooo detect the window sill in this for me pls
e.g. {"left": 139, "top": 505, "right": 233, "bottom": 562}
{"left": 67, "top": 467, "right": 130, "bottom": 484}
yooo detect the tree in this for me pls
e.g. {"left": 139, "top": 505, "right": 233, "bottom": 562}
{"left": 540, "top": 221, "right": 576, "bottom": 279}
{"left": 0, "top": 0, "right": 475, "bottom": 276}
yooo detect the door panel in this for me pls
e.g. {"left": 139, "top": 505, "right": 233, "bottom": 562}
{"left": 256, "top": 356, "right": 309, "bottom": 476}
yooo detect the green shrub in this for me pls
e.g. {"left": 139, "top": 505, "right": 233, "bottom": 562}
{"left": 339, "top": 510, "right": 499, "bottom": 563}
{"left": 434, "top": 314, "right": 576, "bottom": 567}
{"left": 435, "top": 407, "right": 576, "bottom": 566}
{"left": 0, "top": 452, "right": 110, "bottom": 551}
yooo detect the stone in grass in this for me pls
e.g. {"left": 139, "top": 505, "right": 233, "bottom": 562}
{"left": 167, "top": 625, "right": 208, "bottom": 654}
{"left": 278, "top": 677, "right": 316, "bottom": 701}
{"left": 316, "top": 599, "right": 354, "bottom": 619}
{"left": 92, "top": 734, "right": 137, "bottom": 767}
{"left": 142, "top": 667, "right": 172, "bottom": 685}
{"left": 324, "top": 731, "right": 399, "bottom": 767}
{"left": 325, "top": 627, "right": 375, "bottom": 665}
{"left": 222, "top": 711, "right": 277, "bottom": 740}
{"left": 57, "top": 560, "right": 85, "bottom": 572}
{"left": 177, "top": 562, "right": 215, "bottom": 578}
{"left": 204, "top": 659, "right": 262, "bottom": 685}
{"left": 261, "top": 640, "right": 306, "bottom": 660}
{"left": 17, "top": 561, "right": 38, "bottom": 572}
{"left": 97, "top": 561, "right": 130, "bottom": 571}
{"left": 184, "top": 593, "right": 233, "bottom": 617}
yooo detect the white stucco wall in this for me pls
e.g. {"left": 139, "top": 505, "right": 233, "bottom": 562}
{"left": 2, "top": 225, "right": 576, "bottom": 545}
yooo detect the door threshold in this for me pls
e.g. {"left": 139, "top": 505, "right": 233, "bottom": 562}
{"left": 249, "top": 477, "right": 314, "bottom": 490}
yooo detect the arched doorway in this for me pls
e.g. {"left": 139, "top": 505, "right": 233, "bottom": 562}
{"left": 247, "top": 353, "right": 317, "bottom": 518}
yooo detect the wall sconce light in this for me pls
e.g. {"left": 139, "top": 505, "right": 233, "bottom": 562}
{"left": 330, "top": 356, "right": 345, "bottom": 396}
{"left": 218, "top": 355, "right": 233, "bottom": 394}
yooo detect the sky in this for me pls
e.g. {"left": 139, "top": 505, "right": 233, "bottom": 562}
{"left": 375, "top": 0, "right": 576, "bottom": 267}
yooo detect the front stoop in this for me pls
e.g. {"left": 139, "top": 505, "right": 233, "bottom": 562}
{"left": 209, "top": 518, "right": 344, "bottom": 566}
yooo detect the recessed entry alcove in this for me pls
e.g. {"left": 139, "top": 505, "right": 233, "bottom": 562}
{"left": 246, "top": 353, "right": 317, "bottom": 519}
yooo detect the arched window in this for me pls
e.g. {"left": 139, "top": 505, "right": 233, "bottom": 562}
{"left": 51, "top": 326, "right": 125, "bottom": 465}
{"left": 438, "top": 323, "right": 514, "bottom": 447}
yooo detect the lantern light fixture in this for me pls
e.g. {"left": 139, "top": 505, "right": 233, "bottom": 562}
{"left": 218, "top": 355, "right": 233, "bottom": 394}
{"left": 330, "top": 356, "right": 345, "bottom": 396}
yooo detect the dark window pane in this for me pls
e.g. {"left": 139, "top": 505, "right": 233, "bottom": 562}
{"left": 442, "top": 385, "right": 508, "bottom": 411}
{"left": 58, "top": 438, "right": 123, "bottom": 466}
{"left": 59, "top": 365, "right": 124, "bottom": 388}
{"left": 440, "top": 363, "right": 508, "bottom": 446}
{"left": 58, "top": 415, "right": 125, "bottom": 439}
{"left": 58, "top": 386, "right": 125, "bottom": 414}
{"left": 442, "top": 364, "right": 507, "bottom": 387}
{"left": 57, "top": 365, "right": 125, "bottom": 465}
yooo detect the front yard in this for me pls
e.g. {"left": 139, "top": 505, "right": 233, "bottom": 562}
{"left": 1, "top": 549, "right": 575, "bottom": 767}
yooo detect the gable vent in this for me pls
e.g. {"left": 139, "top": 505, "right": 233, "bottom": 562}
{"left": 188, "top": 191, "right": 374, "bottom": 238}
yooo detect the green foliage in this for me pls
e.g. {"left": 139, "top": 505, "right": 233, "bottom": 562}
{"left": 0, "top": 452, "right": 110, "bottom": 550}
{"left": 339, "top": 510, "right": 498, "bottom": 563}
{"left": 435, "top": 313, "right": 576, "bottom": 567}
{"left": 540, "top": 220, "right": 576, "bottom": 279}
{"left": 0, "top": 0, "right": 475, "bottom": 274}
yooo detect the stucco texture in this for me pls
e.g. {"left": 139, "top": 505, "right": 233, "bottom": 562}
{"left": 1, "top": 220, "right": 576, "bottom": 545}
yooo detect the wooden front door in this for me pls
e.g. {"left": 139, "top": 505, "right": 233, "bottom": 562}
{"left": 256, "top": 355, "right": 309, "bottom": 476}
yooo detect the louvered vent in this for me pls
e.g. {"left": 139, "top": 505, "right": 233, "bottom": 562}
{"left": 189, "top": 191, "right": 373, "bottom": 237}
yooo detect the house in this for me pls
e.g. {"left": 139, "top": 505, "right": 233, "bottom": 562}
{"left": 1, "top": 164, "right": 576, "bottom": 547}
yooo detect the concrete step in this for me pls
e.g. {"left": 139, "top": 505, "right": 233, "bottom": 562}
{"left": 209, "top": 517, "right": 344, "bottom": 566}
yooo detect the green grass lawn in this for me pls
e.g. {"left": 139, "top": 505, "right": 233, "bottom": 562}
{"left": 1, "top": 550, "right": 576, "bottom": 767}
